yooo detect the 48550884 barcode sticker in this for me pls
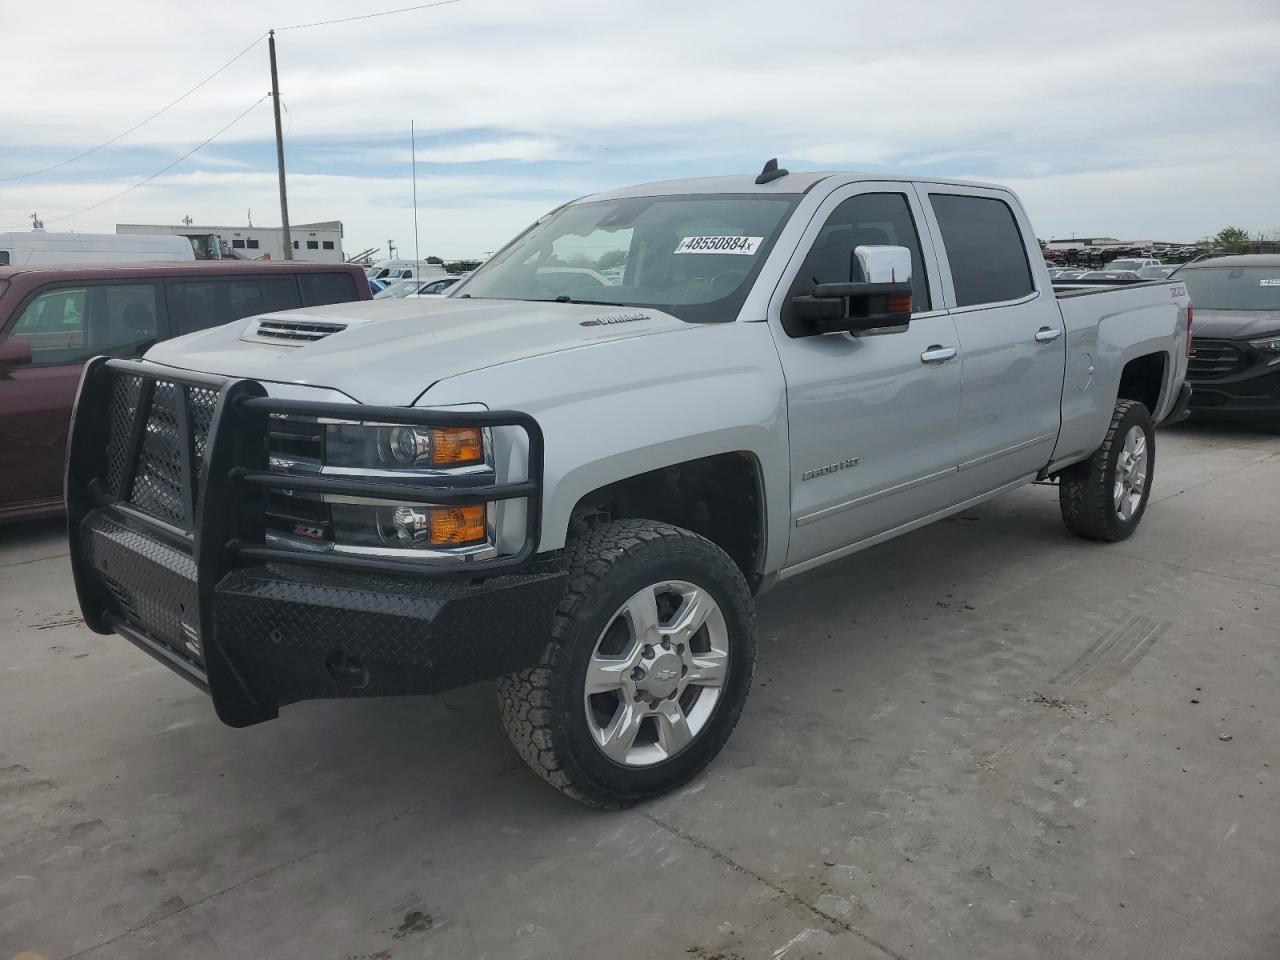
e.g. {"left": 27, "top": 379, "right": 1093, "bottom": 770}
{"left": 673, "top": 235, "right": 764, "bottom": 255}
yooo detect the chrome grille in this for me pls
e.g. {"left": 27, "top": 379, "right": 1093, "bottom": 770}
{"left": 266, "top": 417, "right": 332, "bottom": 542}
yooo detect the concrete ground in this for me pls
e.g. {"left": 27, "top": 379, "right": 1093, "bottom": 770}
{"left": 2, "top": 421, "right": 1278, "bottom": 960}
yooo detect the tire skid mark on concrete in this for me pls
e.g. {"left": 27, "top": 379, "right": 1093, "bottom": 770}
{"left": 1051, "top": 614, "right": 1169, "bottom": 690}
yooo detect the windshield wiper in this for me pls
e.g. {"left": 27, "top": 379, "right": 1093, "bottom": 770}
{"left": 543, "top": 296, "right": 628, "bottom": 306}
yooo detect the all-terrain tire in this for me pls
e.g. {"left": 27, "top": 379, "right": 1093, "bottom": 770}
{"left": 498, "top": 519, "right": 757, "bottom": 808}
{"left": 1059, "top": 399, "right": 1155, "bottom": 542}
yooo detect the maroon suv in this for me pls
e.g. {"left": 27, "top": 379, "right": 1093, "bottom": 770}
{"left": 0, "top": 260, "right": 370, "bottom": 523}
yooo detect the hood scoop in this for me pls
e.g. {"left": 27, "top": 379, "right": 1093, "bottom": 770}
{"left": 244, "top": 317, "right": 347, "bottom": 345}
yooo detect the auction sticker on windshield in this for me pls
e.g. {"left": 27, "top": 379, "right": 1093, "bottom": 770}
{"left": 1260, "top": 279, "right": 1280, "bottom": 286}
{"left": 674, "top": 236, "right": 763, "bottom": 255}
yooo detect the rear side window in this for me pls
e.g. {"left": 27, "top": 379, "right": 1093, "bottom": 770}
{"left": 10, "top": 283, "right": 157, "bottom": 366}
{"left": 167, "top": 276, "right": 303, "bottom": 335}
{"left": 929, "top": 194, "right": 1034, "bottom": 307}
{"left": 299, "top": 273, "right": 358, "bottom": 306}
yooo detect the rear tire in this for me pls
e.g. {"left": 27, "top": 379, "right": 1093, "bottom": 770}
{"left": 1059, "top": 399, "right": 1155, "bottom": 542}
{"left": 498, "top": 519, "right": 757, "bottom": 808}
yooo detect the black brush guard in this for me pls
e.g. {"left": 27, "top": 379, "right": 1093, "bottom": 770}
{"left": 67, "top": 356, "right": 565, "bottom": 727}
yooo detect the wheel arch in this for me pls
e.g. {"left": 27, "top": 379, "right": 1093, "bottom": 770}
{"left": 556, "top": 447, "right": 771, "bottom": 592}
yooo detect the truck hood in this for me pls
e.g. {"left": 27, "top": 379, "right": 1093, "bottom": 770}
{"left": 144, "top": 298, "right": 695, "bottom": 405}
{"left": 1191, "top": 309, "right": 1280, "bottom": 341}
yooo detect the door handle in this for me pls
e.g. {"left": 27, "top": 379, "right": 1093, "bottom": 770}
{"left": 1035, "top": 326, "right": 1062, "bottom": 343}
{"left": 920, "top": 345, "right": 957, "bottom": 364}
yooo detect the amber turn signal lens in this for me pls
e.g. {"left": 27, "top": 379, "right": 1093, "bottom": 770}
{"left": 428, "top": 504, "right": 486, "bottom": 545}
{"left": 431, "top": 427, "right": 484, "bottom": 465}
{"left": 886, "top": 294, "right": 913, "bottom": 315}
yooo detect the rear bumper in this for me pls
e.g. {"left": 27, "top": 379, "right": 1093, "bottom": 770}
{"left": 66, "top": 356, "right": 557, "bottom": 727}
{"left": 81, "top": 510, "right": 565, "bottom": 725}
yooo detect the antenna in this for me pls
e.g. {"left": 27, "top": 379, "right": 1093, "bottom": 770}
{"left": 755, "top": 158, "right": 789, "bottom": 185}
{"left": 411, "top": 120, "right": 420, "bottom": 284}
{"left": 30, "top": 212, "right": 44, "bottom": 230}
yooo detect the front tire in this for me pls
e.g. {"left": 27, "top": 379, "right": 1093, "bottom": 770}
{"left": 498, "top": 520, "right": 757, "bottom": 808}
{"left": 1059, "top": 398, "right": 1155, "bottom": 542}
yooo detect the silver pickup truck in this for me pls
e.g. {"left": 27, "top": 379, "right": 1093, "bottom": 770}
{"left": 66, "top": 163, "right": 1192, "bottom": 807}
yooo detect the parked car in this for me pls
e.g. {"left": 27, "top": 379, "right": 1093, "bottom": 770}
{"left": 367, "top": 278, "right": 389, "bottom": 296}
{"left": 1106, "top": 257, "right": 1162, "bottom": 273}
{"left": 1072, "top": 270, "right": 1143, "bottom": 283}
{"left": 374, "top": 276, "right": 461, "bottom": 299}
{"left": 0, "top": 260, "right": 369, "bottom": 522}
{"left": 1137, "top": 265, "right": 1178, "bottom": 280}
{"left": 1176, "top": 255, "right": 1280, "bottom": 426}
{"left": 371, "top": 261, "right": 448, "bottom": 282}
{"left": 65, "top": 167, "right": 1190, "bottom": 807}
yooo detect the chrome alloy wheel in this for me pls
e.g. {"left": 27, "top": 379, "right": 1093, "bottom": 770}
{"left": 1114, "top": 424, "right": 1149, "bottom": 521}
{"left": 583, "top": 580, "right": 729, "bottom": 767}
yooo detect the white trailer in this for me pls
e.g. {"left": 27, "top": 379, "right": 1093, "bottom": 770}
{"left": 0, "top": 231, "right": 195, "bottom": 266}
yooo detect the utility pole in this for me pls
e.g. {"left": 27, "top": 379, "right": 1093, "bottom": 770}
{"left": 268, "top": 30, "right": 293, "bottom": 260}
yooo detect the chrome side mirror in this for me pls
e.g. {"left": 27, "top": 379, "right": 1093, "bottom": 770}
{"left": 787, "top": 245, "right": 915, "bottom": 337}
{"left": 853, "top": 244, "right": 912, "bottom": 285}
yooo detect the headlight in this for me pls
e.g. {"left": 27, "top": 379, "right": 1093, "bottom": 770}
{"left": 328, "top": 501, "right": 490, "bottom": 551}
{"left": 1248, "top": 334, "right": 1280, "bottom": 354}
{"left": 325, "top": 423, "right": 487, "bottom": 469}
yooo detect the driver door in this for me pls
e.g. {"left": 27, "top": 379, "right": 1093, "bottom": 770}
{"left": 769, "top": 185, "right": 963, "bottom": 572}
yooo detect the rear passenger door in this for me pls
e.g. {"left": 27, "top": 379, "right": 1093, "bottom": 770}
{"left": 917, "top": 187, "right": 1066, "bottom": 496}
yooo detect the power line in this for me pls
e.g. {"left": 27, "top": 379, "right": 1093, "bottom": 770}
{"left": 0, "top": 33, "right": 268, "bottom": 183}
{"left": 276, "top": 0, "right": 460, "bottom": 32}
{"left": 44, "top": 94, "right": 271, "bottom": 225}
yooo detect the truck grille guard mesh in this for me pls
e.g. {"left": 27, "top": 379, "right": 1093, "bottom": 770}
{"left": 67, "top": 356, "right": 545, "bottom": 582}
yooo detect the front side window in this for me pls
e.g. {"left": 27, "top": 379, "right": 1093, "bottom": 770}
{"left": 786, "top": 192, "right": 931, "bottom": 312}
{"left": 930, "top": 193, "right": 1034, "bottom": 307}
{"left": 9, "top": 283, "right": 156, "bottom": 366}
{"left": 1180, "top": 266, "right": 1280, "bottom": 311}
{"left": 457, "top": 194, "right": 799, "bottom": 323}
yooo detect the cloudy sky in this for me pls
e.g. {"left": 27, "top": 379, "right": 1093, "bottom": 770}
{"left": 3, "top": 0, "right": 1278, "bottom": 258}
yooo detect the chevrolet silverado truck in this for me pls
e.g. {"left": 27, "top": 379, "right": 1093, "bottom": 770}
{"left": 66, "top": 164, "right": 1192, "bottom": 807}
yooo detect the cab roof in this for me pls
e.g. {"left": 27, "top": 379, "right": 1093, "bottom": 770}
{"left": 580, "top": 170, "right": 1008, "bottom": 202}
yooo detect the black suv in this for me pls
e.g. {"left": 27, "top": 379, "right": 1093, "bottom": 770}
{"left": 1177, "top": 255, "right": 1280, "bottom": 427}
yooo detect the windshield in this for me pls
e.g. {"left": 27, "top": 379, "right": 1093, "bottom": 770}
{"left": 1107, "top": 259, "right": 1145, "bottom": 271}
{"left": 455, "top": 194, "right": 799, "bottom": 322}
{"left": 1181, "top": 266, "right": 1280, "bottom": 310}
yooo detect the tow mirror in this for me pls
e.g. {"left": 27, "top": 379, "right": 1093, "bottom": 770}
{"left": 0, "top": 338, "right": 32, "bottom": 368}
{"left": 788, "top": 245, "right": 914, "bottom": 337}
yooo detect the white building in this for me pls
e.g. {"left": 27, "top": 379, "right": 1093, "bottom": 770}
{"left": 117, "top": 221, "right": 346, "bottom": 263}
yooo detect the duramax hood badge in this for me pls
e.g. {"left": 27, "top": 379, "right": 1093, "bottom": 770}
{"left": 580, "top": 312, "right": 650, "bottom": 327}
